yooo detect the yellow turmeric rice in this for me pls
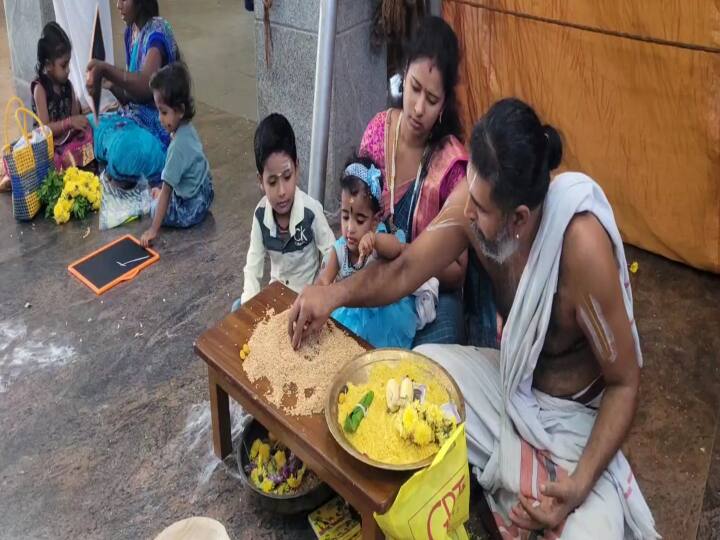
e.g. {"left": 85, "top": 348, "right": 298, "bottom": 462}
{"left": 337, "top": 360, "right": 451, "bottom": 464}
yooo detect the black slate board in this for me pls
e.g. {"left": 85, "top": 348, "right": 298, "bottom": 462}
{"left": 68, "top": 235, "right": 158, "bottom": 294}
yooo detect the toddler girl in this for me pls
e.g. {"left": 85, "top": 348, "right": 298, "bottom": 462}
{"left": 316, "top": 157, "right": 417, "bottom": 348}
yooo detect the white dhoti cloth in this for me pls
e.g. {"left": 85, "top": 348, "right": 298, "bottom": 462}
{"left": 417, "top": 173, "right": 658, "bottom": 539}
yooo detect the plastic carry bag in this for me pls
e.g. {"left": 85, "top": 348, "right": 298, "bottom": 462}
{"left": 374, "top": 424, "right": 470, "bottom": 540}
{"left": 98, "top": 171, "right": 152, "bottom": 230}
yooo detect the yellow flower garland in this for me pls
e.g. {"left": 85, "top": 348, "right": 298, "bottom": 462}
{"left": 52, "top": 167, "right": 102, "bottom": 225}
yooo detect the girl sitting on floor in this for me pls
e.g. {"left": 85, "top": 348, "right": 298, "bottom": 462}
{"left": 1, "top": 22, "right": 89, "bottom": 191}
{"left": 32, "top": 22, "right": 90, "bottom": 144}
{"left": 140, "top": 62, "right": 214, "bottom": 246}
{"left": 315, "top": 156, "right": 417, "bottom": 348}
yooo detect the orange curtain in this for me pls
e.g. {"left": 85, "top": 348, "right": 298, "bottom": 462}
{"left": 444, "top": 0, "right": 720, "bottom": 273}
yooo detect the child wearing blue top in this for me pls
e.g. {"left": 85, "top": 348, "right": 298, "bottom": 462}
{"left": 316, "top": 156, "right": 417, "bottom": 348}
{"left": 141, "top": 62, "right": 214, "bottom": 246}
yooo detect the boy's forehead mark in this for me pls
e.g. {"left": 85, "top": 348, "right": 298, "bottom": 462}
{"left": 267, "top": 159, "right": 293, "bottom": 177}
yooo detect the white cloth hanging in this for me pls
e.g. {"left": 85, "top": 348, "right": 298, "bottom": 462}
{"left": 52, "top": 0, "right": 117, "bottom": 112}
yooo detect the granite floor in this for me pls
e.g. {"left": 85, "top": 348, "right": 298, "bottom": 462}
{"left": 1, "top": 2, "right": 720, "bottom": 540}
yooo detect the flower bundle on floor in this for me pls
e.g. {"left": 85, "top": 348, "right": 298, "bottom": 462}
{"left": 39, "top": 167, "right": 101, "bottom": 224}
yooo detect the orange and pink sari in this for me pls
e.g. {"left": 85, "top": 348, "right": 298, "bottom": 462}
{"left": 359, "top": 109, "right": 467, "bottom": 240}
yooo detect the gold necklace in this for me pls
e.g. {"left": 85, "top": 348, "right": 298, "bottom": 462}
{"left": 389, "top": 110, "right": 425, "bottom": 231}
{"left": 389, "top": 111, "right": 403, "bottom": 218}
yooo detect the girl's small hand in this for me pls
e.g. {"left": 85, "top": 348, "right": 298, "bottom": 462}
{"left": 141, "top": 228, "right": 158, "bottom": 247}
{"left": 70, "top": 115, "right": 90, "bottom": 131}
{"left": 358, "top": 231, "right": 376, "bottom": 265}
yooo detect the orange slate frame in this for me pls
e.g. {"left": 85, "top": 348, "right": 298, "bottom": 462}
{"left": 67, "top": 234, "right": 159, "bottom": 295}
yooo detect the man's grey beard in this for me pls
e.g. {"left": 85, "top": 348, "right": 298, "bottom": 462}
{"left": 470, "top": 221, "right": 519, "bottom": 264}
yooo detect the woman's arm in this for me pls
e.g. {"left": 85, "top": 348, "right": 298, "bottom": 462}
{"left": 103, "top": 78, "right": 129, "bottom": 105}
{"left": 87, "top": 47, "right": 163, "bottom": 104}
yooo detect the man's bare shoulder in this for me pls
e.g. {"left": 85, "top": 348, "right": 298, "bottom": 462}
{"left": 561, "top": 212, "right": 618, "bottom": 289}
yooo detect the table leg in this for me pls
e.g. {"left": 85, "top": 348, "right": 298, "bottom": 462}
{"left": 361, "top": 510, "right": 384, "bottom": 540}
{"left": 208, "top": 366, "right": 232, "bottom": 459}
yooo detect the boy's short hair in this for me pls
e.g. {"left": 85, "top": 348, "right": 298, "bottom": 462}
{"left": 149, "top": 62, "right": 195, "bottom": 121}
{"left": 254, "top": 113, "right": 297, "bottom": 175}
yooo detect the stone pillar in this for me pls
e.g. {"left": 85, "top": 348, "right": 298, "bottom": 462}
{"left": 255, "top": 0, "right": 387, "bottom": 214}
{"left": 3, "top": 0, "right": 55, "bottom": 105}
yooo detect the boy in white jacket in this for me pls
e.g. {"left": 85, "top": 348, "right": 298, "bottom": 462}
{"left": 233, "top": 113, "right": 335, "bottom": 311}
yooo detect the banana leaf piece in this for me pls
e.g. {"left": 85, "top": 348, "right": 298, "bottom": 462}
{"left": 343, "top": 390, "right": 374, "bottom": 433}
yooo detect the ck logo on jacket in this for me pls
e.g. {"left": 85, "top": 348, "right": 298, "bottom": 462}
{"left": 293, "top": 225, "right": 308, "bottom": 246}
{"left": 255, "top": 206, "right": 316, "bottom": 254}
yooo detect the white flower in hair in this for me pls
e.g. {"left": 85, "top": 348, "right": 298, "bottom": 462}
{"left": 389, "top": 73, "right": 403, "bottom": 101}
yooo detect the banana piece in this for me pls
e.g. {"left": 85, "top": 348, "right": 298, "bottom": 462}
{"left": 386, "top": 378, "right": 400, "bottom": 412}
{"left": 399, "top": 377, "right": 413, "bottom": 405}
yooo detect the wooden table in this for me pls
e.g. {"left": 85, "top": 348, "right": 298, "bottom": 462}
{"left": 194, "top": 281, "right": 408, "bottom": 539}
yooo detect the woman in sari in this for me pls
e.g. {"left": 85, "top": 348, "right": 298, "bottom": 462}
{"left": 360, "top": 16, "right": 496, "bottom": 346}
{"left": 85, "top": 0, "right": 178, "bottom": 186}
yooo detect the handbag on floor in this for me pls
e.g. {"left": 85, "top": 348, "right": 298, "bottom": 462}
{"left": 54, "top": 127, "right": 94, "bottom": 171}
{"left": 2, "top": 96, "right": 55, "bottom": 221}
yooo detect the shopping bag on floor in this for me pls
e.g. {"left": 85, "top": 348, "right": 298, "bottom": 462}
{"left": 374, "top": 424, "right": 470, "bottom": 540}
{"left": 98, "top": 171, "right": 152, "bottom": 230}
{"left": 2, "top": 96, "right": 55, "bottom": 221}
{"left": 54, "top": 127, "right": 94, "bottom": 171}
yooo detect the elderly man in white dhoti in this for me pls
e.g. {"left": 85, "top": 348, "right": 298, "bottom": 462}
{"left": 288, "top": 98, "right": 658, "bottom": 538}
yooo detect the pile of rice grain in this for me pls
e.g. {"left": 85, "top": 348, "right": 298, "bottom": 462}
{"left": 244, "top": 309, "right": 365, "bottom": 416}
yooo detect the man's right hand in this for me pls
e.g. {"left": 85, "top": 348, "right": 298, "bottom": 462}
{"left": 287, "top": 284, "right": 338, "bottom": 349}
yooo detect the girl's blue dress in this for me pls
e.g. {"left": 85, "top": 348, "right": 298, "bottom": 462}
{"left": 331, "top": 225, "right": 416, "bottom": 349}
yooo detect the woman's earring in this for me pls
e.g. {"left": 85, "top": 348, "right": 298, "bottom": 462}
{"left": 439, "top": 110, "right": 444, "bottom": 124}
